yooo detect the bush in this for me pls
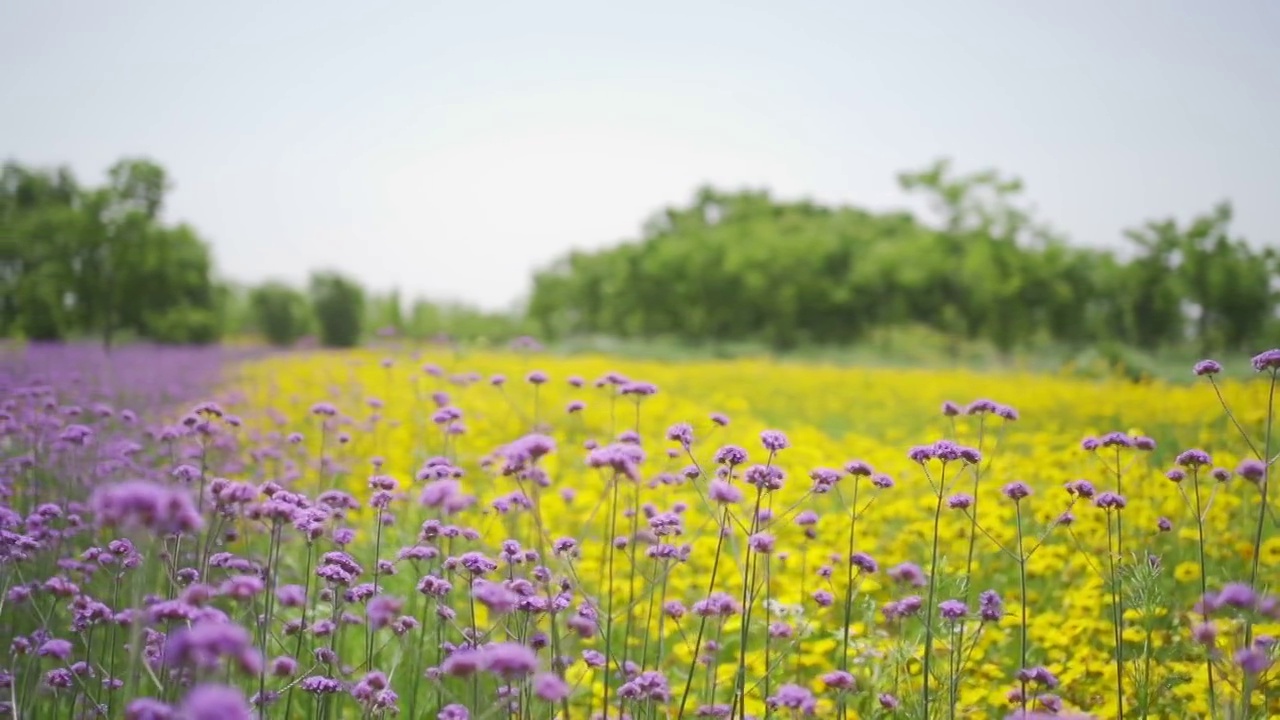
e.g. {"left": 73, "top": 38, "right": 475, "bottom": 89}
{"left": 309, "top": 271, "right": 365, "bottom": 348}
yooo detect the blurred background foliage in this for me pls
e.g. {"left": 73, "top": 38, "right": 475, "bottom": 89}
{"left": 2, "top": 157, "right": 1276, "bottom": 380}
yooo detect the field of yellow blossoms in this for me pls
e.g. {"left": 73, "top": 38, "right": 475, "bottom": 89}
{"left": 217, "top": 346, "right": 1276, "bottom": 719}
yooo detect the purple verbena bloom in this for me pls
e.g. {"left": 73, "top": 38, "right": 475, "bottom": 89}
{"left": 1237, "top": 459, "right": 1265, "bottom": 483}
{"left": 1252, "top": 349, "right": 1280, "bottom": 373}
{"left": 760, "top": 430, "right": 789, "bottom": 452}
{"left": 178, "top": 684, "right": 252, "bottom": 720}
{"left": 1176, "top": 449, "right": 1212, "bottom": 468}
{"left": 1193, "top": 359, "right": 1222, "bottom": 376}
{"left": 1002, "top": 482, "right": 1031, "bottom": 501}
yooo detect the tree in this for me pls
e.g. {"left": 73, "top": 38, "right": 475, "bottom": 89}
{"left": 309, "top": 271, "right": 365, "bottom": 348}
{"left": 249, "top": 281, "right": 311, "bottom": 347}
{"left": 0, "top": 158, "right": 222, "bottom": 346}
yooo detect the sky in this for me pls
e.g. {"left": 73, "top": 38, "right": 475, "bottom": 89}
{"left": 3, "top": 1, "right": 1279, "bottom": 310}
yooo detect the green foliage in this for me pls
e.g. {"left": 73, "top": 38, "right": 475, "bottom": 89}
{"left": 0, "top": 158, "right": 223, "bottom": 346}
{"left": 530, "top": 159, "right": 1277, "bottom": 355}
{"left": 309, "top": 271, "right": 365, "bottom": 348}
{"left": 249, "top": 281, "right": 311, "bottom": 347}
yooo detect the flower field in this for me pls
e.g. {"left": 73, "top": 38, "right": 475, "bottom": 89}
{"left": 2, "top": 343, "right": 1277, "bottom": 719}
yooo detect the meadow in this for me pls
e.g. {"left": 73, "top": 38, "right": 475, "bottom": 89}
{"left": 1, "top": 341, "right": 1276, "bottom": 719}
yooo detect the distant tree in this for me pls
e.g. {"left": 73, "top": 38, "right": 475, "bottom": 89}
{"left": 309, "top": 271, "right": 365, "bottom": 348}
{"left": 249, "top": 281, "right": 311, "bottom": 347}
{"left": 0, "top": 158, "right": 222, "bottom": 346}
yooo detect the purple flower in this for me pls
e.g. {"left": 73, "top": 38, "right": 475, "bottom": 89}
{"left": 178, "top": 684, "right": 252, "bottom": 720}
{"left": 124, "top": 698, "right": 174, "bottom": 720}
{"left": 1236, "top": 648, "right": 1271, "bottom": 674}
{"left": 1193, "top": 359, "right": 1222, "bottom": 376}
{"left": 760, "top": 430, "right": 789, "bottom": 452}
{"left": 938, "top": 599, "right": 968, "bottom": 621}
{"left": 947, "top": 494, "right": 974, "bottom": 511}
{"left": 1064, "top": 480, "right": 1096, "bottom": 499}
{"left": 482, "top": 642, "right": 539, "bottom": 678}
{"left": 1165, "top": 469, "right": 1186, "bottom": 483}
{"left": 533, "top": 672, "right": 569, "bottom": 701}
{"left": 1157, "top": 517, "right": 1172, "bottom": 533}
{"left": 820, "top": 670, "right": 856, "bottom": 692}
{"left": 666, "top": 423, "right": 694, "bottom": 447}
{"left": 708, "top": 480, "right": 743, "bottom": 504}
{"left": 979, "top": 590, "right": 1004, "bottom": 621}
{"left": 765, "top": 683, "right": 815, "bottom": 714}
{"left": 1237, "top": 459, "right": 1265, "bottom": 483}
{"left": 300, "top": 676, "right": 341, "bottom": 694}
{"left": 850, "top": 552, "right": 877, "bottom": 573}
{"left": 941, "top": 401, "right": 961, "bottom": 417}
{"left": 748, "top": 533, "right": 775, "bottom": 554}
{"left": 1094, "top": 492, "right": 1126, "bottom": 511}
{"left": 1216, "top": 582, "right": 1257, "bottom": 610}
{"left": 37, "top": 638, "right": 73, "bottom": 661}
{"left": 164, "top": 621, "right": 262, "bottom": 675}
{"left": 1252, "top": 349, "right": 1280, "bottom": 373}
{"left": 888, "top": 562, "right": 926, "bottom": 587}
{"left": 1176, "top": 449, "right": 1212, "bottom": 468}
{"left": 526, "top": 371, "right": 548, "bottom": 385}
{"left": 438, "top": 705, "right": 469, "bottom": 720}
{"left": 1002, "top": 482, "right": 1031, "bottom": 501}
{"left": 709, "top": 412, "right": 730, "bottom": 427}
{"left": 90, "top": 481, "right": 203, "bottom": 535}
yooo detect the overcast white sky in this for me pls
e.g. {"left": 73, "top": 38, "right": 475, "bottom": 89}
{"left": 3, "top": 1, "right": 1278, "bottom": 310}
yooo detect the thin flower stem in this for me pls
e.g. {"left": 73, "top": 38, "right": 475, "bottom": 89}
{"left": 1189, "top": 470, "right": 1218, "bottom": 716}
{"left": 1015, "top": 502, "right": 1028, "bottom": 715}
{"left": 1209, "top": 377, "right": 1262, "bottom": 459}
{"left": 1244, "top": 370, "right": 1276, "bottom": 713}
{"left": 1106, "top": 512, "right": 1125, "bottom": 720}
{"left": 922, "top": 464, "right": 949, "bottom": 719}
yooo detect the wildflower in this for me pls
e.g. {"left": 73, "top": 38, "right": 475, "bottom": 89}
{"left": 941, "top": 401, "right": 961, "bottom": 416}
{"left": 1176, "top": 449, "right": 1212, "bottom": 468}
{"left": 765, "top": 684, "right": 816, "bottom": 714}
{"left": 850, "top": 552, "right": 878, "bottom": 573}
{"left": 708, "top": 480, "right": 743, "bottom": 504}
{"left": 947, "top": 493, "right": 974, "bottom": 511}
{"left": 709, "top": 412, "right": 729, "bottom": 426}
{"left": 178, "top": 684, "right": 252, "bottom": 720}
{"left": 979, "top": 590, "right": 1004, "bottom": 621}
{"left": 1235, "top": 648, "right": 1271, "bottom": 674}
{"left": 1094, "top": 492, "right": 1126, "bottom": 510}
{"left": 483, "top": 642, "right": 538, "bottom": 678}
{"left": 939, "top": 599, "right": 968, "bottom": 621}
{"left": 1064, "top": 479, "right": 1095, "bottom": 498}
{"left": 1237, "top": 459, "right": 1265, "bottom": 483}
{"left": 748, "top": 533, "right": 775, "bottom": 554}
{"left": 759, "top": 430, "right": 789, "bottom": 452}
{"left": 438, "top": 705, "right": 470, "bottom": 720}
{"left": 526, "top": 371, "right": 548, "bottom": 384}
{"left": 1157, "top": 517, "right": 1172, "bottom": 532}
{"left": 1165, "top": 469, "right": 1186, "bottom": 483}
{"left": 1252, "top": 349, "right": 1280, "bottom": 372}
{"left": 888, "top": 562, "right": 926, "bottom": 586}
{"left": 124, "top": 698, "right": 174, "bottom": 720}
{"left": 821, "top": 670, "right": 856, "bottom": 691}
{"left": 37, "top": 638, "right": 73, "bottom": 661}
{"left": 90, "top": 481, "right": 202, "bottom": 535}
{"left": 1215, "top": 583, "right": 1257, "bottom": 610}
{"left": 1002, "top": 482, "right": 1031, "bottom": 501}
{"left": 1193, "top": 359, "right": 1222, "bottom": 376}
{"left": 533, "top": 672, "right": 569, "bottom": 701}
{"left": 666, "top": 423, "right": 693, "bottom": 447}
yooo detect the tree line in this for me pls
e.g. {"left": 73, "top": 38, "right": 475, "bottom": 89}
{"left": 1, "top": 159, "right": 529, "bottom": 349}
{"left": 5, "top": 157, "right": 1275, "bottom": 354}
{"left": 529, "top": 160, "right": 1277, "bottom": 355}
